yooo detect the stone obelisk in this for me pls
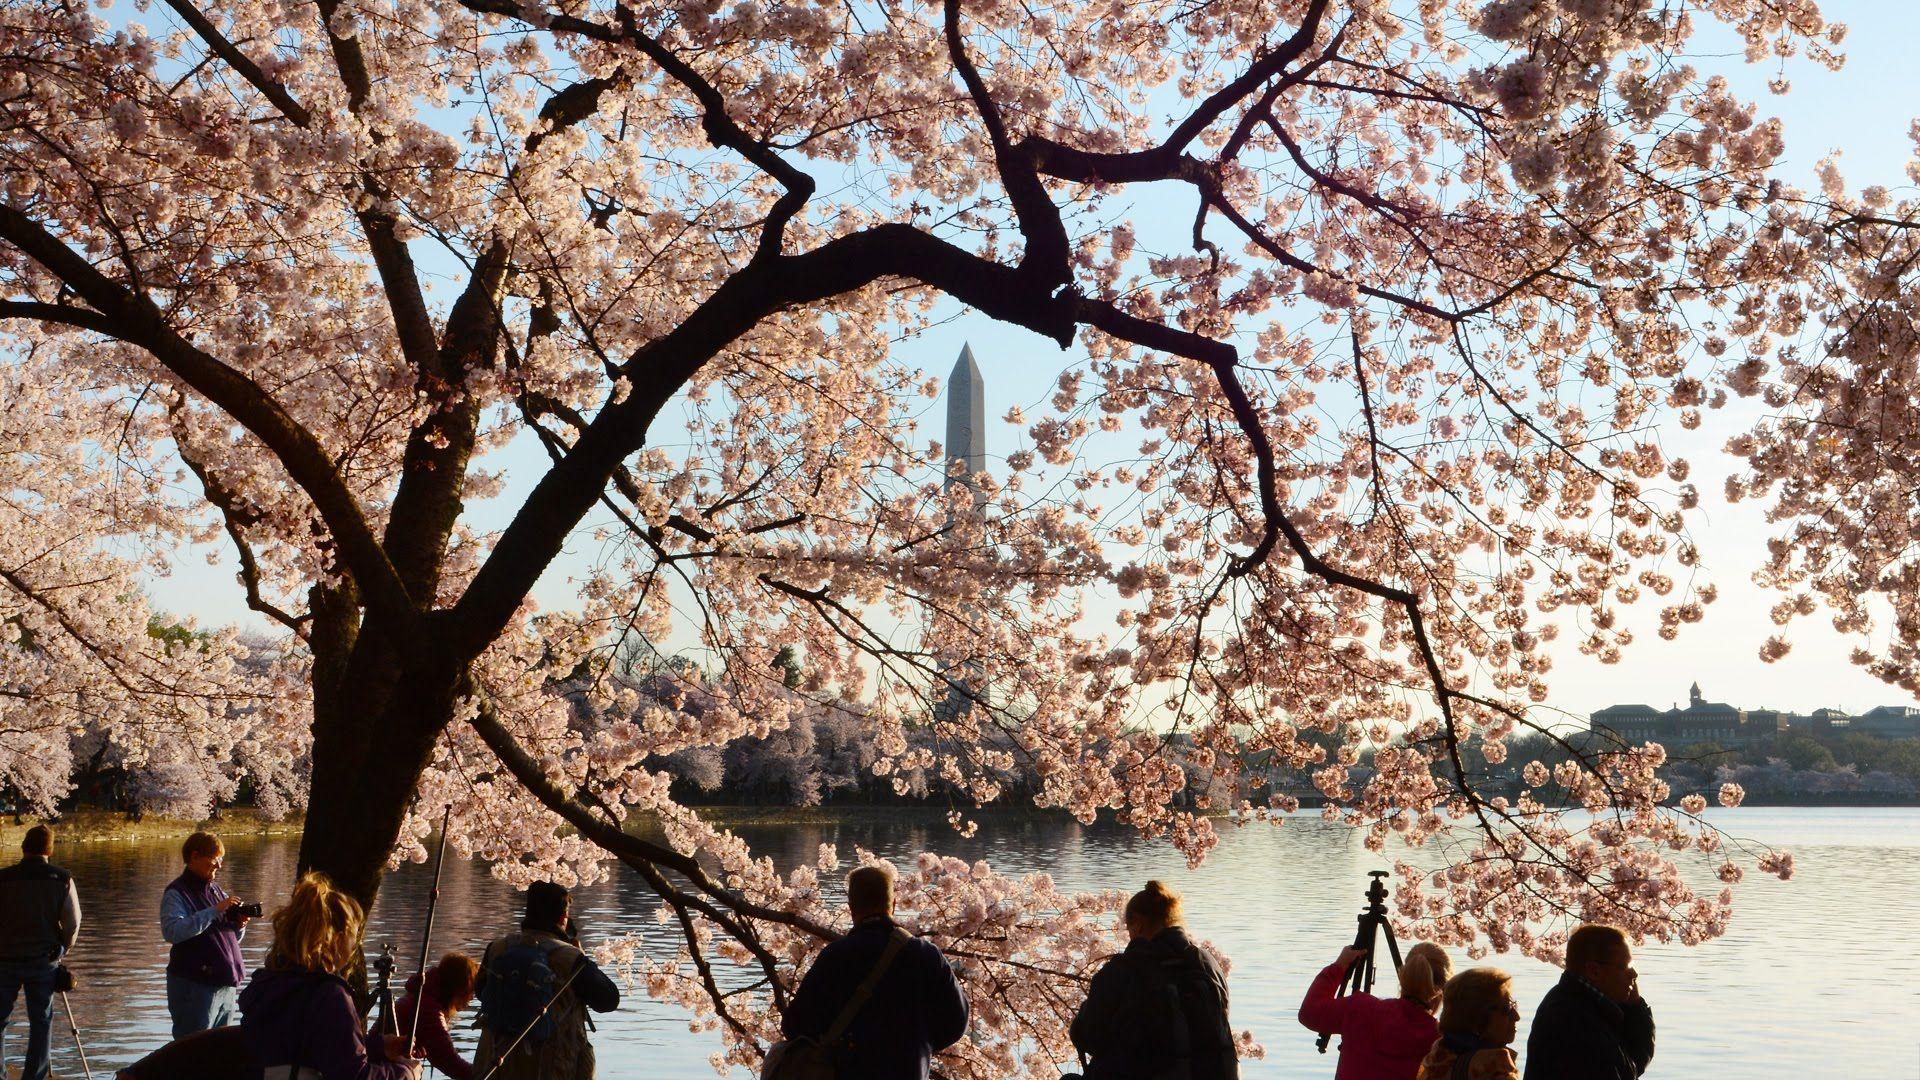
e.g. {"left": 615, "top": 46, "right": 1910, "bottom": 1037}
{"left": 936, "top": 344, "right": 986, "bottom": 723}
{"left": 945, "top": 343, "right": 986, "bottom": 493}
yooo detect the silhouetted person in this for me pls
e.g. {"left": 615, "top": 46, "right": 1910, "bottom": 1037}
{"left": 239, "top": 871, "right": 420, "bottom": 1078}
{"left": 473, "top": 881, "right": 620, "bottom": 1080}
{"left": 780, "top": 863, "right": 969, "bottom": 1079}
{"left": 1071, "top": 880, "right": 1238, "bottom": 1080}
{"left": 1417, "top": 968, "right": 1520, "bottom": 1080}
{"left": 160, "top": 830, "right": 251, "bottom": 1038}
{"left": 1523, "top": 924, "right": 1654, "bottom": 1080}
{"left": 0, "top": 825, "right": 80, "bottom": 1080}
{"left": 1300, "top": 941, "right": 1451, "bottom": 1080}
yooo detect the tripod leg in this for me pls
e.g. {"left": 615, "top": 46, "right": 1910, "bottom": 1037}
{"left": 59, "top": 992, "right": 94, "bottom": 1080}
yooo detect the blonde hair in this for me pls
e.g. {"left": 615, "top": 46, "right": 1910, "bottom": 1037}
{"left": 267, "top": 872, "right": 365, "bottom": 976}
{"left": 1124, "top": 880, "right": 1185, "bottom": 929}
{"left": 1398, "top": 942, "right": 1452, "bottom": 1011}
{"left": 1437, "top": 967, "right": 1514, "bottom": 1039}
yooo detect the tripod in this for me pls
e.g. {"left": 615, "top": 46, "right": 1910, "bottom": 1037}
{"left": 1316, "top": 870, "right": 1403, "bottom": 1053}
{"left": 367, "top": 941, "right": 400, "bottom": 1037}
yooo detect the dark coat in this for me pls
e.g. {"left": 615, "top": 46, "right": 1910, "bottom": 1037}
{"left": 1070, "top": 927, "right": 1238, "bottom": 1080}
{"left": 781, "top": 915, "right": 969, "bottom": 1080}
{"left": 1521, "top": 972, "right": 1654, "bottom": 1080}
{"left": 238, "top": 967, "right": 415, "bottom": 1080}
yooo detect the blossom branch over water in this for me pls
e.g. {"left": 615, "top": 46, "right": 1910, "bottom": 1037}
{"left": 0, "top": 0, "right": 1876, "bottom": 1072}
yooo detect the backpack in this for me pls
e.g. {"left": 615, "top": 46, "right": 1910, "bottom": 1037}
{"left": 1157, "top": 949, "right": 1231, "bottom": 1060}
{"left": 479, "top": 939, "right": 567, "bottom": 1046}
{"left": 1083, "top": 953, "right": 1190, "bottom": 1080}
{"left": 763, "top": 928, "right": 910, "bottom": 1080}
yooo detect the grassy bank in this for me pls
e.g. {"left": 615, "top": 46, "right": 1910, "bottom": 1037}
{"left": 1, "top": 808, "right": 305, "bottom": 848}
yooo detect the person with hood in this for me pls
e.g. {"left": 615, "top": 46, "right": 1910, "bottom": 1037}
{"left": 1416, "top": 968, "right": 1520, "bottom": 1080}
{"left": 1069, "top": 880, "right": 1238, "bottom": 1080}
{"left": 1521, "top": 924, "right": 1654, "bottom": 1080}
{"left": 392, "top": 952, "right": 479, "bottom": 1080}
{"left": 1299, "top": 941, "right": 1452, "bottom": 1080}
{"left": 238, "top": 872, "right": 420, "bottom": 1080}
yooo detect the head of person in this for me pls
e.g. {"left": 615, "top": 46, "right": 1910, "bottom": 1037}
{"left": 1398, "top": 942, "right": 1453, "bottom": 1014}
{"left": 847, "top": 863, "right": 896, "bottom": 923}
{"left": 1566, "top": 923, "right": 1636, "bottom": 1004}
{"left": 1437, "top": 967, "right": 1520, "bottom": 1047}
{"left": 21, "top": 824, "right": 52, "bottom": 859}
{"left": 522, "top": 881, "right": 571, "bottom": 934}
{"left": 267, "top": 872, "right": 365, "bottom": 977}
{"left": 1123, "top": 880, "right": 1184, "bottom": 943}
{"left": 433, "top": 951, "right": 480, "bottom": 1016}
{"left": 182, "top": 831, "right": 224, "bottom": 882}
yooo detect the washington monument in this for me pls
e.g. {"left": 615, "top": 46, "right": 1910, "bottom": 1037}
{"left": 945, "top": 343, "right": 986, "bottom": 491}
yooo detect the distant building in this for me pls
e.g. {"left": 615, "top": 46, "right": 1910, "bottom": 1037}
{"left": 1590, "top": 683, "right": 1920, "bottom": 747}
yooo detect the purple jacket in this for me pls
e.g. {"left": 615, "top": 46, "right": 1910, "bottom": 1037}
{"left": 162, "top": 871, "right": 247, "bottom": 988}
{"left": 238, "top": 967, "right": 413, "bottom": 1080}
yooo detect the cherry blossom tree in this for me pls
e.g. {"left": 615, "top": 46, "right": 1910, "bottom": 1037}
{"left": 0, "top": 0, "right": 1849, "bottom": 1071}
{"left": 1726, "top": 134, "right": 1920, "bottom": 696}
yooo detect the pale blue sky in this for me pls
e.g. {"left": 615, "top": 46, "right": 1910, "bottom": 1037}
{"left": 143, "top": 0, "right": 1920, "bottom": 720}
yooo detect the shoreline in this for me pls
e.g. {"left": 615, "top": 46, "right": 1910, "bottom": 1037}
{"left": 8, "top": 796, "right": 1917, "bottom": 849}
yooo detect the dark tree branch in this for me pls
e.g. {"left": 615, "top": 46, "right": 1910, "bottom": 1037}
{"left": 0, "top": 202, "right": 419, "bottom": 630}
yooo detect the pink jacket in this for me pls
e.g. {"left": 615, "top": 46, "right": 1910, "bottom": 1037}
{"left": 1298, "top": 961, "right": 1441, "bottom": 1080}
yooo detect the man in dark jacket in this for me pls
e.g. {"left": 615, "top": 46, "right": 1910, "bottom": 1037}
{"left": 782, "top": 863, "right": 970, "bottom": 1079}
{"left": 1070, "top": 882, "right": 1236, "bottom": 1080}
{"left": 0, "top": 825, "right": 80, "bottom": 1080}
{"left": 1523, "top": 923, "right": 1655, "bottom": 1080}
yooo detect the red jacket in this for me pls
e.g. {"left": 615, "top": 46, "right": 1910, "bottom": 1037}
{"left": 394, "top": 970, "right": 474, "bottom": 1080}
{"left": 1298, "top": 961, "right": 1440, "bottom": 1080}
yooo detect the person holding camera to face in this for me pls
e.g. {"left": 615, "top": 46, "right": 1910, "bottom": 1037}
{"left": 160, "top": 831, "right": 256, "bottom": 1039}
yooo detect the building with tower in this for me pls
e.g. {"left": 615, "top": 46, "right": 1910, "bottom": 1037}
{"left": 1590, "top": 682, "right": 1920, "bottom": 746}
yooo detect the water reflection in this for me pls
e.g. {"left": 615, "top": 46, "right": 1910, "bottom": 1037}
{"left": 10, "top": 808, "right": 1917, "bottom": 1077}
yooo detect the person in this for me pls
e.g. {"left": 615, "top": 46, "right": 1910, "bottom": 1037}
{"left": 0, "top": 825, "right": 80, "bottom": 1080}
{"left": 1070, "top": 879, "right": 1238, "bottom": 1080}
{"left": 472, "top": 881, "right": 621, "bottom": 1080}
{"left": 393, "top": 951, "right": 480, "bottom": 1080}
{"left": 1416, "top": 968, "right": 1520, "bottom": 1080}
{"left": 238, "top": 871, "right": 419, "bottom": 1078}
{"left": 780, "top": 863, "right": 970, "bottom": 1080}
{"left": 1522, "top": 924, "right": 1655, "bottom": 1080}
{"left": 1299, "top": 941, "right": 1452, "bottom": 1080}
{"left": 160, "top": 830, "right": 251, "bottom": 1039}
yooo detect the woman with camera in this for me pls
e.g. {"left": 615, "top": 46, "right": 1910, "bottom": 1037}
{"left": 238, "top": 872, "right": 421, "bottom": 1079}
{"left": 1417, "top": 968, "right": 1523, "bottom": 1080}
{"left": 1298, "top": 941, "right": 1452, "bottom": 1080}
{"left": 159, "top": 831, "right": 255, "bottom": 1039}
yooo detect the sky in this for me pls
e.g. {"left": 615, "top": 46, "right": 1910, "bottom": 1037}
{"left": 139, "top": 0, "right": 1920, "bottom": 721}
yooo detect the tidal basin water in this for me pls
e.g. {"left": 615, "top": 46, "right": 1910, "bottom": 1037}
{"left": 9, "top": 807, "right": 1918, "bottom": 1078}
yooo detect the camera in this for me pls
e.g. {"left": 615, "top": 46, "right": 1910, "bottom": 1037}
{"left": 231, "top": 900, "right": 264, "bottom": 919}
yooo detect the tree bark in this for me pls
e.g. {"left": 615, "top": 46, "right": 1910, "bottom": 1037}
{"left": 298, "top": 616, "right": 460, "bottom": 913}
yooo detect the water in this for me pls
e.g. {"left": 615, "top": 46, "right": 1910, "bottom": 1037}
{"left": 8, "top": 807, "right": 1918, "bottom": 1078}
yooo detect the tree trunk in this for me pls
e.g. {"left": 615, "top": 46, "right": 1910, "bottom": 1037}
{"left": 298, "top": 615, "right": 459, "bottom": 914}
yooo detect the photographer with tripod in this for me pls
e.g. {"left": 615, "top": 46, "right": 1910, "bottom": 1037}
{"left": 1298, "top": 871, "right": 1452, "bottom": 1080}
